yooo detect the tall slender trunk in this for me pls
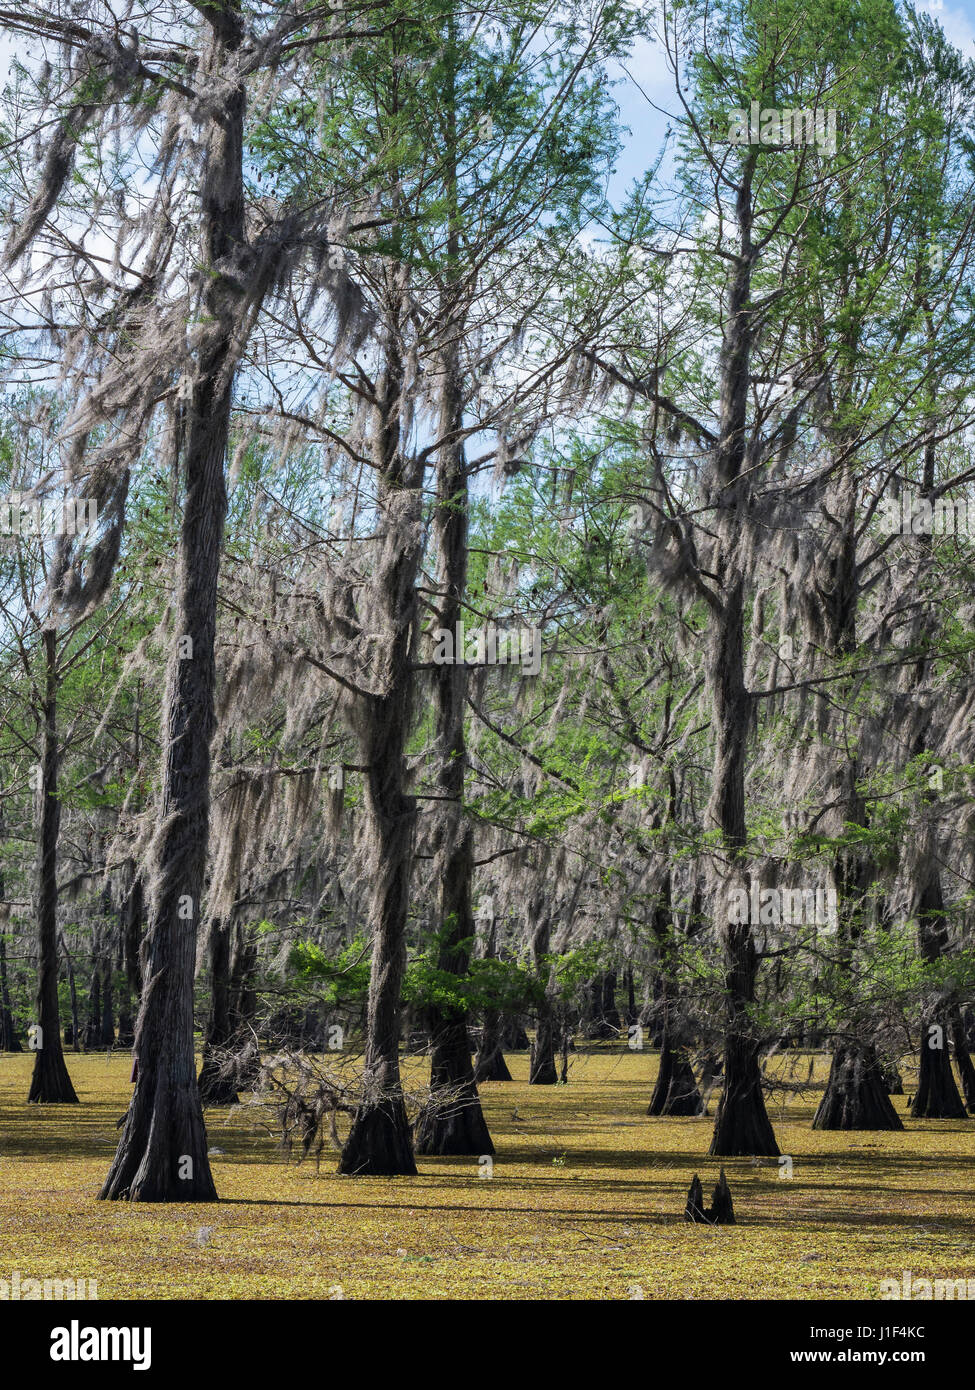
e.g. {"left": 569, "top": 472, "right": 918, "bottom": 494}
{"left": 100, "top": 4, "right": 246, "bottom": 1200}
{"left": 707, "top": 166, "right": 777, "bottom": 1157}
{"left": 338, "top": 285, "right": 422, "bottom": 1176}
{"left": 815, "top": 764, "right": 902, "bottom": 1130}
{"left": 118, "top": 690, "right": 144, "bottom": 1048}
{"left": 413, "top": 258, "right": 491, "bottom": 1154}
{"left": 808, "top": 466, "right": 900, "bottom": 1129}
{"left": 28, "top": 627, "right": 77, "bottom": 1103}
{"left": 59, "top": 929, "right": 80, "bottom": 1051}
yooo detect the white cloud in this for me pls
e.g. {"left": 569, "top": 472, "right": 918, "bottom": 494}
{"left": 930, "top": 1, "right": 975, "bottom": 53}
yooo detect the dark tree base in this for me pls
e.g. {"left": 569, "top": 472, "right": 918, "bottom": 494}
{"left": 881, "top": 1063, "right": 904, "bottom": 1095}
{"left": 814, "top": 1044, "right": 904, "bottom": 1130}
{"left": 415, "top": 1018, "right": 494, "bottom": 1155}
{"left": 709, "top": 1048, "right": 779, "bottom": 1157}
{"left": 648, "top": 1048, "right": 702, "bottom": 1116}
{"left": 709, "top": 1168, "right": 736, "bottom": 1223}
{"left": 911, "top": 1026, "right": 967, "bottom": 1119}
{"left": 197, "top": 1068, "right": 240, "bottom": 1108}
{"left": 99, "top": 1076, "right": 217, "bottom": 1202}
{"left": 414, "top": 1083, "right": 494, "bottom": 1156}
{"left": 475, "top": 1048, "right": 512, "bottom": 1082}
{"left": 952, "top": 1014, "right": 975, "bottom": 1114}
{"left": 501, "top": 1020, "right": 530, "bottom": 1051}
{"left": 27, "top": 1046, "right": 78, "bottom": 1104}
{"left": 338, "top": 1095, "right": 418, "bottom": 1176}
{"left": 529, "top": 1039, "right": 557, "bottom": 1085}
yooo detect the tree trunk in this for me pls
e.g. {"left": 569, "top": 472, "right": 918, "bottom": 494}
{"left": 707, "top": 582, "right": 777, "bottom": 1156}
{"left": 59, "top": 929, "right": 80, "bottom": 1052}
{"left": 100, "top": 6, "right": 247, "bottom": 1201}
{"left": 474, "top": 1010, "right": 512, "bottom": 1081}
{"left": 527, "top": 893, "right": 557, "bottom": 1085}
{"left": 625, "top": 966, "right": 637, "bottom": 1026}
{"left": 703, "top": 163, "right": 777, "bottom": 1158}
{"left": 648, "top": 871, "right": 701, "bottom": 1116}
{"left": 951, "top": 1009, "right": 975, "bottom": 1114}
{"left": 0, "top": 818, "right": 20, "bottom": 1050}
{"left": 814, "top": 1041, "right": 902, "bottom": 1128}
{"left": 117, "top": 867, "right": 143, "bottom": 1048}
{"left": 100, "top": 955, "right": 114, "bottom": 1048}
{"left": 474, "top": 924, "right": 512, "bottom": 1082}
{"left": 909, "top": 870, "right": 967, "bottom": 1119}
{"left": 84, "top": 954, "right": 102, "bottom": 1051}
{"left": 28, "top": 628, "right": 77, "bottom": 1104}
{"left": 501, "top": 1015, "right": 530, "bottom": 1050}
{"left": 338, "top": 286, "right": 422, "bottom": 1177}
{"left": 198, "top": 915, "right": 239, "bottom": 1106}
{"left": 336, "top": 755, "right": 418, "bottom": 1174}
{"left": 412, "top": 273, "right": 491, "bottom": 1156}
{"left": 0, "top": 931, "right": 21, "bottom": 1052}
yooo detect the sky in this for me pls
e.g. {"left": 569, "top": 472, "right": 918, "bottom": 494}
{"left": 604, "top": 0, "right": 975, "bottom": 204}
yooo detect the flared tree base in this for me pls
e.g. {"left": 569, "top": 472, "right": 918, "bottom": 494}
{"left": 813, "top": 1044, "right": 903, "bottom": 1130}
{"left": 99, "top": 1076, "right": 217, "bottom": 1201}
{"left": 338, "top": 1095, "right": 418, "bottom": 1176}
{"left": 708, "top": 1048, "right": 779, "bottom": 1156}
{"left": 414, "top": 1082, "right": 494, "bottom": 1156}
{"left": 911, "top": 1038, "right": 967, "bottom": 1120}
{"left": 475, "top": 1048, "right": 512, "bottom": 1082}
{"left": 197, "top": 1053, "right": 241, "bottom": 1108}
{"left": 528, "top": 1040, "right": 557, "bottom": 1085}
{"left": 648, "top": 1047, "right": 702, "bottom": 1116}
{"left": 27, "top": 1047, "right": 78, "bottom": 1104}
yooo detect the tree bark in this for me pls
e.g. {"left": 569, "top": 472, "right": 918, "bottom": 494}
{"left": 338, "top": 277, "right": 422, "bottom": 1177}
{"left": 100, "top": 3, "right": 247, "bottom": 1200}
{"left": 198, "top": 915, "right": 239, "bottom": 1106}
{"left": 707, "top": 581, "right": 777, "bottom": 1155}
{"left": 648, "top": 870, "right": 701, "bottom": 1116}
{"left": 0, "top": 931, "right": 21, "bottom": 1052}
{"left": 910, "top": 870, "right": 966, "bottom": 1119}
{"left": 703, "top": 163, "right": 777, "bottom": 1157}
{"left": 814, "top": 1041, "right": 902, "bottom": 1129}
{"left": 473, "top": 921, "right": 513, "bottom": 1081}
{"left": 528, "top": 893, "right": 557, "bottom": 1085}
{"left": 28, "top": 627, "right": 78, "bottom": 1103}
{"left": 951, "top": 1008, "right": 975, "bottom": 1114}
{"left": 412, "top": 258, "right": 491, "bottom": 1156}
